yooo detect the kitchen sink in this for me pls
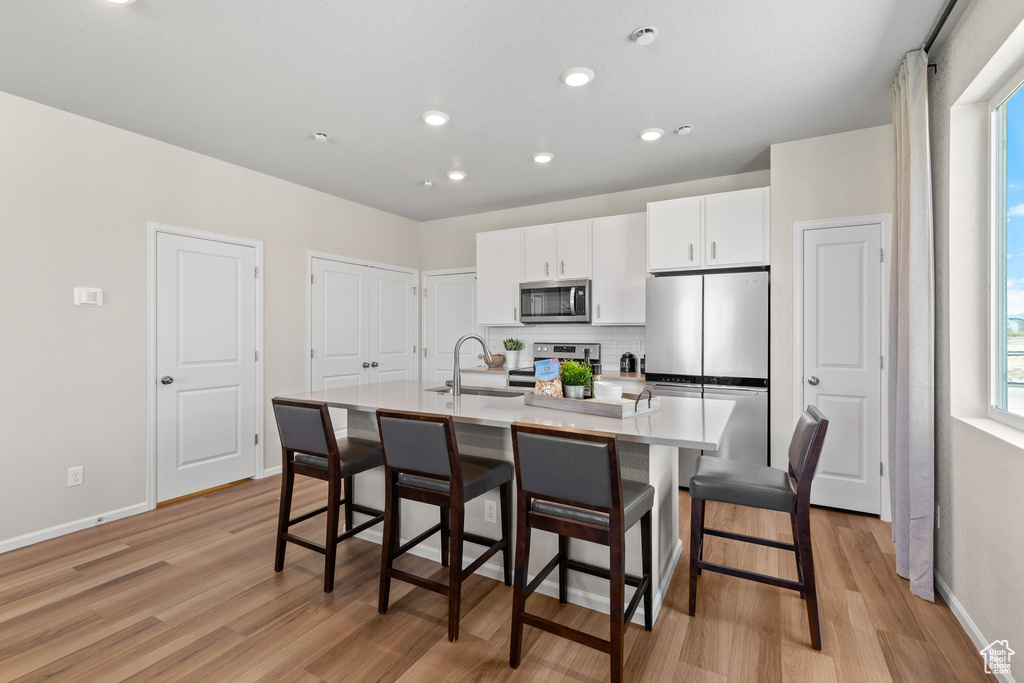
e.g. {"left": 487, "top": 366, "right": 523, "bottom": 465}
{"left": 425, "top": 386, "right": 524, "bottom": 398}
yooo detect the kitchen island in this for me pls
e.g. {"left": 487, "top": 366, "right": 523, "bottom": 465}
{"left": 279, "top": 379, "right": 734, "bottom": 625}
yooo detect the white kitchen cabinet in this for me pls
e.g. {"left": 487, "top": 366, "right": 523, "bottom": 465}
{"left": 555, "top": 219, "right": 592, "bottom": 279}
{"left": 476, "top": 228, "right": 523, "bottom": 325}
{"left": 522, "top": 224, "right": 555, "bottom": 281}
{"left": 592, "top": 212, "right": 647, "bottom": 325}
{"left": 648, "top": 187, "right": 769, "bottom": 271}
{"left": 704, "top": 187, "right": 770, "bottom": 267}
{"left": 647, "top": 196, "right": 702, "bottom": 271}
{"left": 522, "top": 220, "right": 591, "bottom": 281}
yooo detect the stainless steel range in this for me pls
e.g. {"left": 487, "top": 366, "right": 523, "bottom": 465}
{"left": 508, "top": 342, "right": 602, "bottom": 389}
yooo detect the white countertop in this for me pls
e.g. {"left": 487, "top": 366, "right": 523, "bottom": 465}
{"left": 281, "top": 379, "right": 734, "bottom": 450}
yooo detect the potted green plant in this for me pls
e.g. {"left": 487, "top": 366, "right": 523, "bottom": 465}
{"left": 503, "top": 338, "right": 525, "bottom": 369}
{"left": 560, "top": 360, "right": 593, "bottom": 399}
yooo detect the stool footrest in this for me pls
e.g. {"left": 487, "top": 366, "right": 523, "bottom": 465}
{"left": 703, "top": 526, "right": 796, "bottom": 552}
{"left": 337, "top": 512, "right": 385, "bottom": 542}
{"left": 566, "top": 560, "right": 644, "bottom": 588}
{"left": 287, "top": 505, "right": 328, "bottom": 527}
{"left": 390, "top": 568, "right": 448, "bottom": 596}
{"left": 461, "top": 539, "right": 506, "bottom": 580}
{"left": 520, "top": 613, "right": 611, "bottom": 654}
{"left": 283, "top": 533, "right": 326, "bottom": 555}
{"left": 525, "top": 553, "right": 563, "bottom": 597}
{"left": 395, "top": 522, "right": 444, "bottom": 559}
{"left": 624, "top": 575, "right": 650, "bottom": 625}
{"left": 698, "top": 559, "right": 804, "bottom": 592}
{"left": 350, "top": 503, "right": 383, "bottom": 517}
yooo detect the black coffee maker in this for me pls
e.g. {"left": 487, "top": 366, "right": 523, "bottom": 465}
{"left": 620, "top": 351, "right": 637, "bottom": 373}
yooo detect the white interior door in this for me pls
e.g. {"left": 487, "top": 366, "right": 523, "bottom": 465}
{"left": 156, "top": 232, "right": 257, "bottom": 502}
{"left": 801, "top": 223, "right": 882, "bottom": 514}
{"left": 369, "top": 268, "right": 417, "bottom": 383}
{"left": 422, "top": 272, "right": 479, "bottom": 385}
{"left": 311, "top": 258, "right": 370, "bottom": 433}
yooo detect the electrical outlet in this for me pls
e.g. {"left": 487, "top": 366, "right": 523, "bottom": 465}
{"left": 484, "top": 499, "right": 497, "bottom": 523}
{"left": 68, "top": 466, "right": 83, "bottom": 487}
{"left": 935, "top": 503, "right": 940, "bottom": 529}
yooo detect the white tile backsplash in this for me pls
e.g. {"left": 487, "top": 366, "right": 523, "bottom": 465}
{"left": 485, "top": 324, "right": 646, "bottom": 367}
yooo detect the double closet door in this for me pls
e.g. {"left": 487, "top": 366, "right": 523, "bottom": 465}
{"left": 310, "top": 257, "right": 417, "bottom": 433}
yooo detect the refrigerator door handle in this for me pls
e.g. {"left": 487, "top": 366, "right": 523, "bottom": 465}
{"left": 704, "top": 386, "right": 767, "bottom": 396}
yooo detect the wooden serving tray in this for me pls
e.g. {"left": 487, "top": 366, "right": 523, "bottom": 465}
{"left": 523, "top": 392, "right": 661, "bottom": 418}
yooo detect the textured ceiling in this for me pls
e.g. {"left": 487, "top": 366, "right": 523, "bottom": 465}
{"left": 0, "top": 0, "right": 945, "bottom": 220}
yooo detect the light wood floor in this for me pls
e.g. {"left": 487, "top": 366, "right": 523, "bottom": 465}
{"left": 0, "top": 476, "right": 991, "bottom": 682}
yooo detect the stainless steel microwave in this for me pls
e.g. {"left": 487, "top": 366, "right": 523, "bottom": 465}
{"left": 518, "top": 279, "right": 591, "bottom": 323}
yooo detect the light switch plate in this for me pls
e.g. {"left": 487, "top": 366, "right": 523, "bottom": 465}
{"left": 74, "top": 288, "right": 103, "bottom": 306}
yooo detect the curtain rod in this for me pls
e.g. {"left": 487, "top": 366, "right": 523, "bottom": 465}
{"left": 924, "top": 0, "right": 959, "bottom": 55}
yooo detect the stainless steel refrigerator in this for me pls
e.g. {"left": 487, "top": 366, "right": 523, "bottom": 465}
{"left": 645, "top": 270, "right": 769, "bottom": 482}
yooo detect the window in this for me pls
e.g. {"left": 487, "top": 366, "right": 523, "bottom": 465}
{"left": 992, "top": 73, "right": 1024, "bottom": 423}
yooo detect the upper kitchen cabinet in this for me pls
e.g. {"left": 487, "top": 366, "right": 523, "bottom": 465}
{"left": 592, "top": 212, "right": 647, "bottom": 325}
{"left": 704, "top": 187, "right": 770, "bottom": 267}
{"left": 648, "top": 187, "right": 769, "bottom": 272}
{"left": 477, "top": 228, "right": 523, "bottom": 325}
{"left": 647, "top": 196, "right": 701, "bottom": 271}
{"left": 523, "top": 220, "right": 591, "bottom": 281}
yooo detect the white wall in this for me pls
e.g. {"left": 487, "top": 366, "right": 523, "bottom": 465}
{"left": 420, "top": 171, "right": 770, "bottom": 271}
{"left": 768, "top": 125, "right": 895, "bottom": 466}
{"left": 0, "top": 91, "right": 420, "bottom": 545}
{"left": 930, "top": 0, "right": 1024, "bottom": 655}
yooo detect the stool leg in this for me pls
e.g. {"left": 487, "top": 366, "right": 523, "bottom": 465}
{"left": 609, "top": 529, "right": 626, "bottom": 683}
{"left": 274, "top": 457, "right": 294, "bottom": 572}
{"left": 697, "top": 499, "right": 706, "bottom": 574}
{"left": 323, "top": 475, "right": 341, "bottom": 593}
{"left": 641, "top": 510, "right": 653, "bottom": 631}
{"left": 343, "top": 475, "right": 354, "bottom": 533}
{"left": 509, "top": 506, "right": 532, "bottom": 668}
{"left": 439, "top": 507, "right": 450, "bottom": 568}
{"left": 558, "top": 535, "right": 569, "bottom": 604}
{"left": 499, "top": 482, "right": 512, "bottom": 587}
{"left": 795, "top": 505, "right": 822, "bottom": 650}
{"left": 448, "top": 502, "right": 465, "bottom": 643}
{"left": 688, "top": 496, "right": 704, "bottom": 616}
{"left": 378, "top": 472, "right": 399, "bottom": 614}
{"left": 791, "top": 512, "right": 806, "bottom": 598}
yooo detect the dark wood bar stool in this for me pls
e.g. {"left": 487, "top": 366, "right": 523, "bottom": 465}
{"left": 509, "top": 423, "right": 654, "bottom": 683}
{"left": 375, "top": 409, "right": 513, "bottom": 642}
{"left": 271, "top": 397, "right": 386, "bottom": 593}
{"left": 688, "top": 405, "right": 829, "bottom": 649}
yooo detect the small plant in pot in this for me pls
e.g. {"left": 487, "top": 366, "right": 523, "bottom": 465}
{"left": 503, "top": 338, "right": 525, "bottom": 369}
{"left": 560, "top": 360, "right": 593, "bottom": 399}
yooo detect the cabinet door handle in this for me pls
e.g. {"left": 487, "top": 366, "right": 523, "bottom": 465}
{"left": 597, "top": 304, "right": 601, "bottom": 319}
{"left": 514, "top": 306, "right": 517, "bottom": 321}
{"left": 545, "top": 262, "right": 549, "bottom": 276}
{"left": 712, "top": 241, "right": 717, "bottom": 259}
{"left": 560, "top": 260, "right": 565, "bottom": 275}
{"left": 688, "top": 243, "right": 693, "bottom": 262}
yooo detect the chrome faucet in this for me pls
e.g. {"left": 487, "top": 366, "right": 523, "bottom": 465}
{"left": 453, "top": 334, "right": 492, "bottom": 397}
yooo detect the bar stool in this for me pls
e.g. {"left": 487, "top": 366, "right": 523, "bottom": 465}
{"left": 375, "top": 409, "right": 513, "bottom": 642}
{"left": 271, "top": 398, "right": 386, "bottom": 593}
{"left": 687, "top": 405, "right": 829, "bottom": 649}
{"left": 509, "top": 423, "right": 654, "bottom": 683}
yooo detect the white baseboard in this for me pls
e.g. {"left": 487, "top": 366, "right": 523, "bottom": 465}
{"left": 935, "top": 572, "right": 1017, "bottom": 683}
{"left": 356, "top": 530, "right": 680, "bottom": 627}
{"left": 259, "top": 466, "right": 282, "bottom": 478}
{"left": 0, "top": 502, "right": 149, "bottom": 555}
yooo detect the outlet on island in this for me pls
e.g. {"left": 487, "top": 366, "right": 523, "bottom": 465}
{"left": 68, "top": 466, "right": 83, "bottom": 487}
{"left": 484, "top": 499, "right": 497, "bottom": 523}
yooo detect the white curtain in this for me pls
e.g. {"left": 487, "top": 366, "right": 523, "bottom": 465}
{"left": 889, "top": 49, "right": 935, "bottom": 602}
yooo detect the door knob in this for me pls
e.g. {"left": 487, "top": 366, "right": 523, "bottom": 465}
{"left": 371, "top": 361, "right": 379, "bottom": 368}
{"left": 160, "top": 376, "right": 174, "bottom": 385}
{"left": 808, "top": 376, "right": 820, "bottom": 386}
{"left": 362, "top": 362, "right": 370, "bottom": 368}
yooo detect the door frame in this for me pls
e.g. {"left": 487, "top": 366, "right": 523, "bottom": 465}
{"left": 791, "top": 214, "right": 892, "bottom": 522}
{"left": 304, "top": 250, "right": 419, "bottom": 393}
{"left": 146, "top": 222, "right": 265, "bottom": 511}
{"left": 420, "top": 268, "right": 477, "bottom": 381}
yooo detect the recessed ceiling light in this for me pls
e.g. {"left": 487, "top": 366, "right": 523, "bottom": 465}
{"left": 312, "top": 132, "right": 330, "bottom": 142}
{"left": 560, "top": 67, "right": 595, "bottom": 87}
{"left": 674, "top": 125, "right": 693, "bottom": 135}
{"left": 533, "top": 152, "right": 554, "bottom": 164}
{"left": 638, "top": 128, "right": 664, "bottom": 141}
{"left": 630, "top": 27, "right": 658, "bottom": 45}
{"left": 447, "top": 171, "right": 466, "bottom": 181}
{"left": 421, "top": 111, "right": 450, "bottom": 126}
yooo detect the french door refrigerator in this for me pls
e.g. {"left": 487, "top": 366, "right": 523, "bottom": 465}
{"left": 645, "top": 270, "right": 769, "bottom": 482}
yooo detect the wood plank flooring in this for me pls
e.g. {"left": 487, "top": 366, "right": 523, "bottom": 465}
{"left": 0, "top": 476, "right": 992, "bottom": 682}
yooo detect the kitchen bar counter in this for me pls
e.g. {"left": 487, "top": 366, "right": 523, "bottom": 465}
{"left": 278, "top": 379, "right": 734, "bottom": 625}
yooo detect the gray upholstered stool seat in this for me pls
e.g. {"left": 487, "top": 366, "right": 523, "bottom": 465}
{"left": 294, "top": 437, "right": 383, "bottom": 477}
{"left": 689, "top": 456, "right": 797, "bottom": 513}
{"left": 532, "top": 479, "right": 654, "bottom": 529}
{"left": 398, "top": 455, "right": 514, "bottom": 501}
